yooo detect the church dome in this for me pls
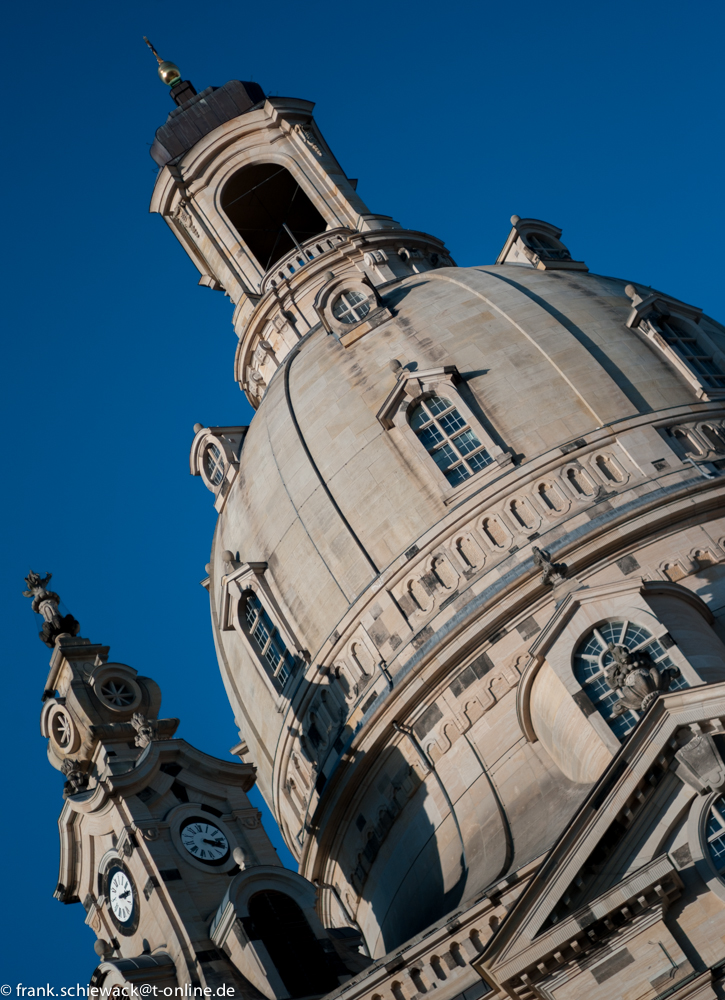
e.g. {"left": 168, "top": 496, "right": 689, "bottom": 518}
{"left": 203, "top": 260, "right": 725, "bottom": 953}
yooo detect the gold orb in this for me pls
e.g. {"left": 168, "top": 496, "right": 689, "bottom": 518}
{"left": 158, "top": 60, "right": 181, "bottom": 86}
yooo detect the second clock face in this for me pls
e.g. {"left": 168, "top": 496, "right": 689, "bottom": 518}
{"left": 180, "top": 819, "right": 230, "bottom": 865}
{"left": 105, "top": 863, "right": 138, "bottom": 934}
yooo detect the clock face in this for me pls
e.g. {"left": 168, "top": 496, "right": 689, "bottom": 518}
{"left": 180, "top": 819, "right": 230, "bottom": 865}
{"left": 106, "top": 865, "right": 137, "bottom": 932}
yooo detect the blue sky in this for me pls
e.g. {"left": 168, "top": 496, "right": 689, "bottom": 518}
{"left": 1, "top": 0, "right": 723, "bottom": 985}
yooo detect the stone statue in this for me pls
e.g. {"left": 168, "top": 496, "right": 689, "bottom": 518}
{"left": 605, "top": 643, "right": 680, "bottom": 717}
{"left": 131, "top": 712, "right": 158, "bottom": 748}
{"left": 532, "top": 546, "right": 567, "bottom": 586}
{"left": 22, "top": 570, "right": 80, "bottom": 648}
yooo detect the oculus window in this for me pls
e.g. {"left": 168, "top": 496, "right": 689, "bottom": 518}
{"left": 332, "top": 290, "right": 371, "bottom": 324}
{"left": 221, "top": 164, "right": 326, "bottom": 273}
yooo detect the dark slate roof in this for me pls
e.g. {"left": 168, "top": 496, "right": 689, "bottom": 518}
{"left": 151, "top": 80, "right": 265, "bottom": 167}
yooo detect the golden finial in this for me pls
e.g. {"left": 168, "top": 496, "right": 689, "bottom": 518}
{"left": 143, "top": 36, "right": 182, "bottom": 87}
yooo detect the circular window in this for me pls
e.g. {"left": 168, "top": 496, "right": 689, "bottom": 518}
{"left": 205, "top": 444, "right": 225, "bottom": 486}
{"left": 332, "top": 290, "right": 371, "bottom": 325}
{"left": 99, "top": 679, "right": 136, "bottom": 708}
{"left": 573, "top": 620, "right": 687, "bottom": 738}
{"left": 51, "top": 710, "right": 74, "bottom": 749}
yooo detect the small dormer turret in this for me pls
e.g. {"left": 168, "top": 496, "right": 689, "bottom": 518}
{"left": 496, "top": 215, "right": 588, "bottom": 271}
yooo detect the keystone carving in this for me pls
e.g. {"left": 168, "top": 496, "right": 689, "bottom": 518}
{"left": 131, "top": 712, "right": 158, "bottom": 748}
{"left": 61, "top": 758, "right": 89, "bottom": 797}
{"left": 675, "top": 732, "right": 725, "bottom": 793}
{"left": 532, "top": 547, "right": 567, "bottom": 586}
{"left": 605, "top": 643, "right": 680, "bottom": 717}
{"left": 22, "top": 570, "right": 80, "bottom": 648}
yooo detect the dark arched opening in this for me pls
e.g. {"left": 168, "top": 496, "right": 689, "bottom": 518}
{"left": 221, "top": 164, "right": 327, "bottom": 272}
{"left": 247, "top": 890, "right": 340, "bottom": 997}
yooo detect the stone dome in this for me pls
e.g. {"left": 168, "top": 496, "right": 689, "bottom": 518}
{"left": 204, "top": 261, "right": 725, "bottom": 953}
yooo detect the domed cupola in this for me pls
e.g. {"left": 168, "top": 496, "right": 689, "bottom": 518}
{"left": 148, "top": 56, "right": 455, "bottom": 406}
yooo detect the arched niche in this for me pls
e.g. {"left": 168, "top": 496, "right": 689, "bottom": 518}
{"left": 210, "top": 865, "right": 342, "bottom": 999}
{"left": 517, "top": 580, "right": 724, "bottom": 785}
{"left": 221, "top": 163, "right": 327, "bottom": 273}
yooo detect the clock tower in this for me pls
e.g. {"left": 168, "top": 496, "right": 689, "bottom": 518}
{"left": 25, "top": 571, "right": 368, "bottom": 994}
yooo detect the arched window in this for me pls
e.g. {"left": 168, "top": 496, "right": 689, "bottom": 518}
{"left": 706, "top": 797, "right": 725, "bottom": 875}
{"left": 702, "top": 424, "right": 725, "bottom": 452}
{"left": 525, "top": 232, "right": 570, "bottom": 261}
{"left": 247, "top": 891, "right": 339, "bottom": 998}
{"left": 221, "top": 164, "right": 327, "bottom": 273}
{"left": 242, "top": 592, "right": 295, "bottom": 690}
{"left": 409, "top": 395, "right": 493, "bottom": 486}
{"left": 658, "top": 319, "right": 725, "bottom": 390}
{"left": 331, "top": 290, "right": 371, "bottom": 324}
{"left": 573, "top": 621, "right": 687, "bottom": 738}
{"left": 205, "top": 443, "right": 225, "bottom": 486}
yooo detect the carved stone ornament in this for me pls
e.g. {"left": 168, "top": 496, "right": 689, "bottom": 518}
{"left": 532, "top": 546, "right": 567, "bottom": 586}
{"left": 131, "top": 712, "right": 158, "bottom": 748}
{"left": 61, "top": 758, "right": 89, "bottom": 797}
{"left": 172, "top": 199, "right": 200, "bottom": 237}
{"left": 22, "top": 570, "right": 81, "bottom": 648}
{"left": 293, "top": 123, "right": 322, "bottom": 156}
{"left": 675, "top": 732, "right": 725, "bottom": 793}
{"left": 604, "top": 643, "right": 680, "bottom": 717}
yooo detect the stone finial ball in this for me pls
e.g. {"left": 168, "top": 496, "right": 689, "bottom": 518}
{"left": 193, "top": 422, "right": 204, "bottom": 434}
{"left": 158, "top": 60, "right": 181, "bottom": 86}
{"left": 205, "top": 563, "right": 212, "bottom": 575}
{"left": 625, "top": 284, "right": 637, "bottom": 299}
{"left": 94, "top": 939, "right": 111, "bottom": 957}
{"left": 389, "top": 359, "right": 403, "bottom": 372}
{"left": 510, "top": 215, "right": 521, "bottom": 225}
{"left": 221, "top": 550, "right": 235, "bottom": 563}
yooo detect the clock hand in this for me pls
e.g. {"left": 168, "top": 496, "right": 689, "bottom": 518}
{"left": 118, "top": 890, "right": 131, "bottom": 899}
{"left": 203, "top": 838, "right": 224, "bottom": 847}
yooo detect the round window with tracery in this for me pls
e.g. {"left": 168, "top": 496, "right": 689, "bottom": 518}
{"left": 332, "top": 290, "right": 371, "bottom": 325}
{"left": 99, "top": 679, "right": 136, "bottom": 708}
{"left": 51, "top": 711, "right": 73, "bottom": 749}
{"left": 573, "top": 620, "right": 687, "bottom": 739}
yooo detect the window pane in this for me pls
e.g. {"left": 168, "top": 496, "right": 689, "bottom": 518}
{"left": 409, "top": 404, "right": 431, "bottom": 431}
{"left": 453, "top": 428, "right": 482, "bottom": 455}
{"left": 439, "top": 409, "right": 467, "bottom": 435}
{"left": 419, "top": 424, "right": 444, "bottom": 449}
{"left": 468, "top": 450, "right": 493, "bottom": 472}
{"left": 426, "top": 396, "right": 454, "bottom": 415}
{"left": 445, "top": 464, "right": 471, "bottom": 486}
{"left": 430, "top": 443, "right": 458, "bottom": 471}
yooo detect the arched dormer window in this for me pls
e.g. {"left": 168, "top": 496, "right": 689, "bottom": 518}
{"left": 409, "top": 395, "right": 493, "bottom": 487}
{"left": 247, "top": 891, "right": 339, "bottom": 998}
{"left": 206, "top": 443, "right": 225, "bottom": 486}
{"left": 658, "top": 318, "right": 725, "bottom": 391}
{"left": 242, "top": 592, "right": 295, "bottom": 690}
{"left": 221, "top": 164, "right": 326, "bottom": 273}
{"left": 525, "top": 232, "right": 570, "bottom": 261}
